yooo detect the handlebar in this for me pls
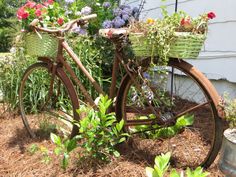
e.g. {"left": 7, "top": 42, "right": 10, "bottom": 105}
{"left": 29, "top": 14, "right": 97, "bottom": 34}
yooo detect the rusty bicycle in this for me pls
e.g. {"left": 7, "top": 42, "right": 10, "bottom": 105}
{"left": 19, "top": 14, "right": 223, "bottom": 168}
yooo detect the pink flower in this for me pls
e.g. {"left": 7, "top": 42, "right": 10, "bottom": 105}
{"left": 180, "top": 16, "right": 192, "bottom": 28}
{"left": 36, "top": 4, "right": 44, "bottom": 9}
{"left": 207, "top": 12, "right": 216, "bottom": 19}
{"left": 17, "top": 7, "right": 29, "bottom": 20}
{"left": 48, "top": 0, "right": 54, "bottom": 4}
{"left": 57, "top": 18, "right": 64, "bottom": 25}
{"left": 25, "top": 1, "right": 36, "bottom": 8}
{"left": 35, "top": 9, "right": 42, "bottom": 17}
{"left": 44, "top": 0, "right": 54, "bottom": 6}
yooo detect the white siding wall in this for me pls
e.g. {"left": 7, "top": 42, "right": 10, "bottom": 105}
{"left": 121, "top": 0, "right": 236, "bottom": 98}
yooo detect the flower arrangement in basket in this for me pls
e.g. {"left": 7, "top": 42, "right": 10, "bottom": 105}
{"left": 17, "top": 0, "right": 67, "bottom": 58}
{"left": 128, "top": 7, "right": 216, "bottom": 65}
{"left": 17, "top": 0, "right": 122, "bottom": 58}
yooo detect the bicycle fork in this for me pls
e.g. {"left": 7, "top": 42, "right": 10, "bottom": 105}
{"left": 40, "top": 62, "right": 58, "bottom": 111}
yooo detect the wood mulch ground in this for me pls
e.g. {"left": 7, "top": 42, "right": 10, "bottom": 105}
{"left": 0, "top": 104, "right": 225, "bottom": 177}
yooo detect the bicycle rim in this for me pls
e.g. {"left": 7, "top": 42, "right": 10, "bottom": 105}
{"left": 116, "top": 59, "right": 221, "bottom": 168}
{"left": 19, "top": 62, "right": 77, "bottom": 138}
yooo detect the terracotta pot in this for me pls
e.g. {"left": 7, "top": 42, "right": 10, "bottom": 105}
{"left": 219, "top": 128, "right": 236, "bottom": 177}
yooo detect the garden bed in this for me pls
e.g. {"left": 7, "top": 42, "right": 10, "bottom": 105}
{"left": 0, "top": 104, "right": 224, "bottom": 176}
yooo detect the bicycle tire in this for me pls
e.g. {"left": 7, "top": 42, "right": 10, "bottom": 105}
{"left": 19, "top": 62, "right": 80, "bottom": 138}
{"left": 116, "top": 59, "right": 222, "bottom": 168}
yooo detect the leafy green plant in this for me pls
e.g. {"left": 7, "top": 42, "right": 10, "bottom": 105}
{"left": 76, "top": 95, "right": 128, "bottom": 161}
{"left": 133, "top": 114, "right": 194, "bottom": 139}
{"left": 40, "top": 145, "right": 52, "bottom": 164}
{"left": 0, "top": 50, "right": 36, "bottom": 111}
{"left": 186, "top": 167, "right": 210, "bottom": 177}
{"left": 146, "top": 152, "right": 171, "bottom": 177}
{"left": 146, "top": 152, "right": 210, "bottom": 177}
{"left": 27, "top": 144, "right": 39, "bottom": 155}
{"left": 50, "top": 133, "right": 78, "bottom": 170}
{"left": 220, "top": 93, "right": 236, "bottom": 128}
{"left": 49, "top": 95, "right": 128, "bottom": 169}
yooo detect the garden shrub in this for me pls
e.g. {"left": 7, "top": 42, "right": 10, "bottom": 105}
{"left": 0, "top": 49, "right": 37, "bottom": 111}
{"left": 50, "top": 95, "right": 128, "bottom": 169}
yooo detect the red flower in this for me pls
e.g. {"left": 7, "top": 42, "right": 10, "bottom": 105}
{"left": 35, "top": 9, "right": 42, "bottom": 17}
{"left": 207, "top": 12, "right": 216, "bottom": 19}
{"left": 17, "top": 7, "right": 29, "bottom": 20}
{"left": 25, "top": 1, "right": 36, "bottom": 8}
{"left": 180, "top": 16, "right": 191, "bottom": 28}
{"left": 57, "top": 18, "right": 64, "bottom": 26}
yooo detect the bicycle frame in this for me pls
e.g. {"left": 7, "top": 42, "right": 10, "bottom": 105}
{"left": 41, "top": 35, "right": 128, "bottom": 108}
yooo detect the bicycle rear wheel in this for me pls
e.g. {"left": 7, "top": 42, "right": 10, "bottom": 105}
{"left": 116, "top": 59, "right": 222, "bottom": 168}
{"left": 19, "top": 62, "right": 79, "bottom": 138}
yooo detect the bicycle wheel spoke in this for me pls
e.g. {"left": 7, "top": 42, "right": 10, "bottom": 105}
{"left": 116, "top": 59, "right": 221, "bottom": 168}
{"left": 19, "top": 63, "right": 76, "bottom": 138}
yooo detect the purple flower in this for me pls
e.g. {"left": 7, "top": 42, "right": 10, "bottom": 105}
{"left": 81, "top": 6, "right": 92, "bottom": 15}
{"left": 73, "top": 26, "right": 87, "bottom": 35}
{"left": 65, "top": 0, "right": 74, "bottom": 3}
{"left": 112, "top": 16, "right": 125, "bottom": 28}
{"left": 122, "top": 7, "right": 132, "bottom": 15}
{"left": 143, "top": 72, "right": 150, "bottom": 79}
{"left": 113, "top": 8, "right": 121, "bottom": 16}
{"left": 103, "top": 2, "right": 111, "bottom": 8}
{"left": 102, "top": 20, "right": 113, "bottom": 29}
{"left": 122, "top": 14, "right": 130, "bottom": 21}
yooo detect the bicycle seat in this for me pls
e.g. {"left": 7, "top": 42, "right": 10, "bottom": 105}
{"left": 99, "top": 28, "right": 128, "bottom": 39}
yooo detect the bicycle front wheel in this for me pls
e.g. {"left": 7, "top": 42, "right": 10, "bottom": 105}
{"left": 19, "top": 62, "right": 79, "bottom": 138}
{"left": 116, "top": 59, "right": 222, "bottom": 168}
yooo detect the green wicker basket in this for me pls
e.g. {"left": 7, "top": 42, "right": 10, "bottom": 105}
{"left": 168, "top": 32, "right": 206, "bottom": 59}
{"left": 25, "top": 32, "right": 59, "bottom": 58}
{"left": 129, "top": 33, "right": 158, "bottom": 57}
{"left": 129, "top": 32, "right": 206, "bottom": 59}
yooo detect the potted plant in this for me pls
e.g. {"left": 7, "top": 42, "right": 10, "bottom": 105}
{"left": 218, "top": 95, "right": 236, "bottom": 176}
{"left": 128, "top": 9, "right": 216, "bottom": 65}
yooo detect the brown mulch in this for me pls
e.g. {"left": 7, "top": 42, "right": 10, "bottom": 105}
{"left": 0, "top": 104, "right": 224, "bottom": 177}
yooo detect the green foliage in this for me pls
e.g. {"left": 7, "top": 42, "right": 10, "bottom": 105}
{"left": 0, "top": 0, "right": 23, "bottom": 51}
{"left": 76, "top": 95, "right": 128, "bottom": 161}
{"left": 0, "top": 50, "right": 36, "bottom": 110}
{"left": 50, "top": 133, "right": 78, "bottom": 170}
{"left": 133, "top": 114, "right": 194, "bottom": 139}
{"left": 220, "top": 93, "right": 236, "bottom": 128}
{"left": 186, "top": 167, "right": 210, "bottom": 177}
{"left": 67, "top": 35, "right": 115, "bottom": 98}
{"left": 27, "top": 144, "right": 39, "bottom": 155}
{"left": 40, "top": 145, "right": 52, "bottom": 164}
{"left": 49, "top": 95, "right": 128, "bottom": 169}
{"left": 146, "top": 152, "right": 210, "bottom": 177}
{"left": 146, "top": 152, "right": 171, "bottom": 177}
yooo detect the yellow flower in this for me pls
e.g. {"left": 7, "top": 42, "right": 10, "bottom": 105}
{"left": 146, "top": 18, "right": 155, "bottom": 24}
